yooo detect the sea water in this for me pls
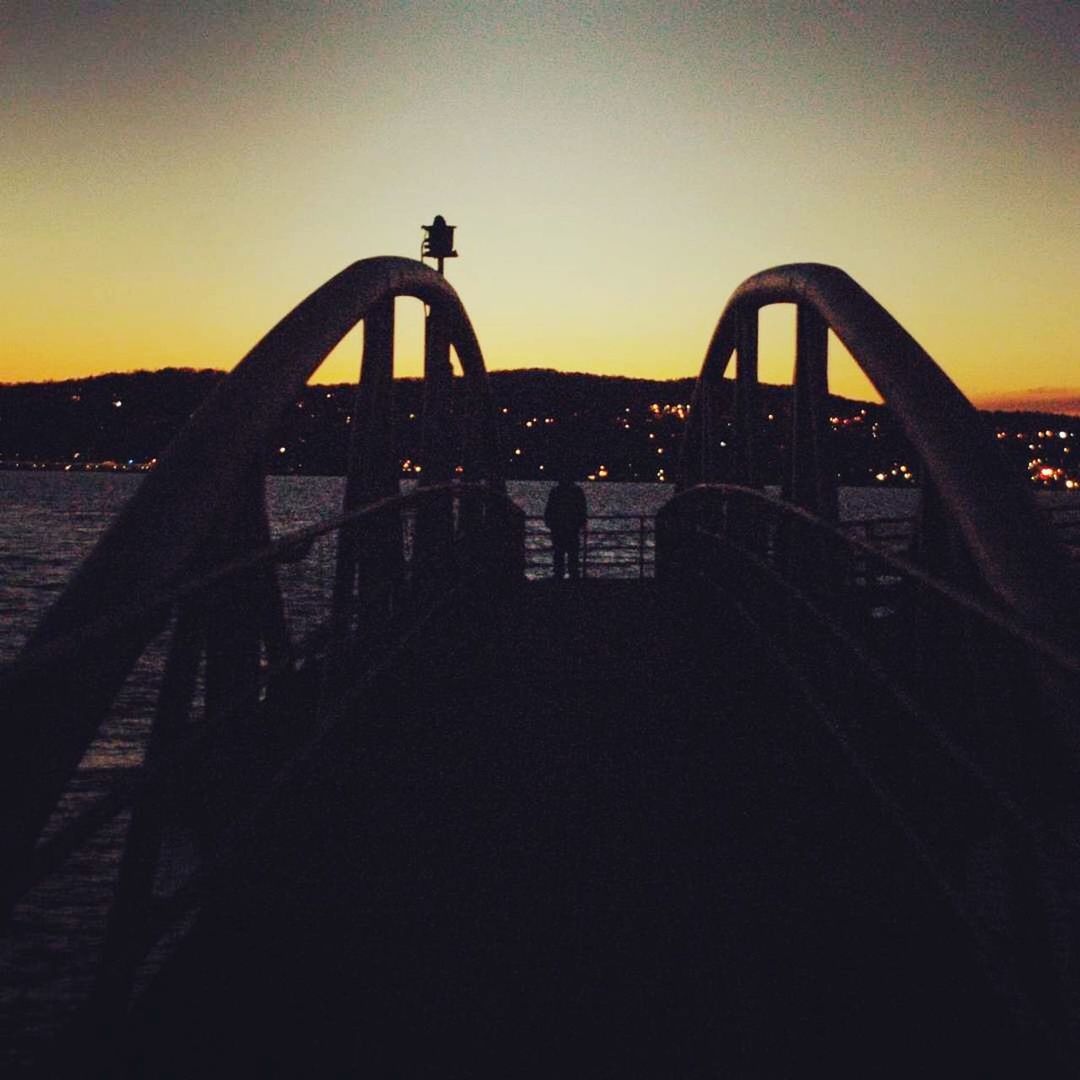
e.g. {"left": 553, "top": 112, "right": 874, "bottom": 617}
{"left": 0, "top": 472, "right": 929, "bottom": 666}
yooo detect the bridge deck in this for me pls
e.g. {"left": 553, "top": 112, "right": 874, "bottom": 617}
{"left": 113, "top": 581, "right": 1046, "bottom": 1076}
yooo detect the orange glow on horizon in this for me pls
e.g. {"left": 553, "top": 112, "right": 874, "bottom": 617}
{"left": 3, "top": 5, "right": 1075, "bottom": 410}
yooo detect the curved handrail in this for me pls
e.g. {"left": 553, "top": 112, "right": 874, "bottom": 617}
{"left": 657, "top": 486, "right": 1079, "bottom": 850}
{"left": 680, "top": 263, "right": 1076, "bottom": 630}
{"left": 28, "top": 257, "right": 491, "bottom": 650}
{"left": 1, "top": 483, "right": 524, "bottom": 693}
{"left": 659, "top": 484, "right": 1080, "bottom": 678}
{"left": 0, "top": 257, "right": 501, "bottom": 893}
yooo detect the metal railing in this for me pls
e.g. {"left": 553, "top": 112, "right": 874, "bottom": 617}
{"left": 837, "top": 514, "right": 915, "bottom": 557}
{"left": 843, "top": 504, "right": 1079, "bottom": 561}
{"left": 0, "top": 483, "right": 523, "bottom": 1063}
{"left": 0, "top": 257, "right": 507, "bottom": 920}
{"left": 657, "top": 483, "right": 1080, "bottom": 1061}
{"left": 516, "top": 503, "right": 1080, "bottom": 581}
{"left": 524, "top": 514, "right": 656, "bottom": 580}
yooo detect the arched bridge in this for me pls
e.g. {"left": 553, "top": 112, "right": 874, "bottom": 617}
{"left": 2, "top": 259, "right": 1078, "bottom": 1076}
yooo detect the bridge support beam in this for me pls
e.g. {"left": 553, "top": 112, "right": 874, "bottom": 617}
{"left": 204, "top": 472, "right": 279, "bottom": 720}
{"left": 333, "top": 297, "right": 400, "bottom": 625}
{"left": 734, "top": 304, "right": 761, "bottom": 488}
{"left": 347, "top": 297, "right": 399, "bottom": 506}
{"left": 699, "top": 373, "right": 730, "bottom": 484}
{"left": 87, "top": 603, "right": 204, "bottom": 1026}
{"left": 421, "top": 305, "right": 454, "bottom": 485}
{"left": 417, "top": 305, "right": 456, "bottom": 575}
{"left": 788, "top": 304, "right": 837, "bottom": 522}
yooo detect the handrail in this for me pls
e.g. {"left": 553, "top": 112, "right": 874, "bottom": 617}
{"left": 0, "top": 483, "right": 523, "bottom": 691}
{"left": 679, "top": 263, "right": 1077, "bottom": 633}
{"left": 660, "top": 485, "right": 1080, "bottom": 677}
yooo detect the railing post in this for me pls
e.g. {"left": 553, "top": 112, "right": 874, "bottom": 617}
{"left": 910, "top": 477, "right": 985, "bottom": 712}
{"left": 483, "top": 497, "right": 525, "bottom": 590}
{"left": 912, "top": 476, "right": 979, "bottom": 588}
{"left": 87, "top": 603, "right": 204, "bottom": 1024}
{"left": 781, "top": 306, "right": 837, "bottom": 628}
{"left": 203, "top": 470, "right": 271, "bottom": 721}
{"left": 788, "top": 304, "right": 837, "bottom": 521}
{"left": 700, "top": 369, "right": 732, "bottom": 484}
{"left": 333, "top": 296, "right": 399, "bottom": 628}
{"left": 420, "top": 304, "right": 454, "bottom": 486}
{"left": 734, "top": 303, "right": 761, "bottom": 489}
{"left": 654, "top": 504, "right": 672, "bottom": 583}
{"left": 416, "top": 304, "right": 455, "bottom": 582}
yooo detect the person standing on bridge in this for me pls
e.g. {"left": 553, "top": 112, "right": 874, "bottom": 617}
{"left": 544, "top": 474, "right": 587, "bottom": 580}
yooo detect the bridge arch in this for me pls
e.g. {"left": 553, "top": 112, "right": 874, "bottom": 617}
{"left": 31, "top": 256, "right": 501, "bottom": 650}
{"left": 677, "top": 263, "right": 1075, "bottom": 629}
{"left": 2, "top": 256, "right": 507, "bottom": 892}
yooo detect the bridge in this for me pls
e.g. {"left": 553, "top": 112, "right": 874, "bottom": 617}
{"left": 2, "top": 259, "right": 1078, "bottom": 1075}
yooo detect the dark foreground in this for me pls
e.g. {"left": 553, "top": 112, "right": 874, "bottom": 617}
{"left": 83, "top": 582, "right": 1054, "bottom": 1076}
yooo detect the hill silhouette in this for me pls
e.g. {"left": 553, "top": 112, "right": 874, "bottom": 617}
{"left": 1, "top": 368, "right": 1076, "bottom": 488}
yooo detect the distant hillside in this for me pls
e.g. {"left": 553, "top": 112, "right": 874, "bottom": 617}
{"left": 0, "top": 369, "right": 224, "bottom": 465}
{"left": 1, "top": 367, "right": 1077, "bottom": 488}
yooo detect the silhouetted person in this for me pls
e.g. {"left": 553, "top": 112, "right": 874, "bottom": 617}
{"left": 544, "top": 476, "right": 587, "bottom": 580}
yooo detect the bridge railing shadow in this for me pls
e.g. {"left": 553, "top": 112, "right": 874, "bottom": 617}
{"left": 0, "top": 482, "right": 524, "bottom": 1056}
{"left": 657, "top": 482, "right": 1080, "bottom": 1054}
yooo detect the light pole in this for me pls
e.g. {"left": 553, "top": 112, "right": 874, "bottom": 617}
{"left": 421, "top": 215, "right": 457, "bottom": 276}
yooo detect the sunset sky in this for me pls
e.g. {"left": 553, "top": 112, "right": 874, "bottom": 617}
{"left": 4, "top": 2, "right": 1077, "bottom": 409}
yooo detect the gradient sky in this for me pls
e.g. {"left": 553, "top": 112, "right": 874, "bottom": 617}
{"left": 3, "top": 2, "right": 1077, "bottom": 409}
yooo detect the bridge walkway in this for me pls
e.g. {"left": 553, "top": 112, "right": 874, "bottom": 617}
{"left": 110, "top": 581, "right": 1047, "bottom": 1076}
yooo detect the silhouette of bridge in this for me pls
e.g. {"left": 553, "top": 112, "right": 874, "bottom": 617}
{"left": 2, "top": 259, "right": 1079, "bottom": 1075}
